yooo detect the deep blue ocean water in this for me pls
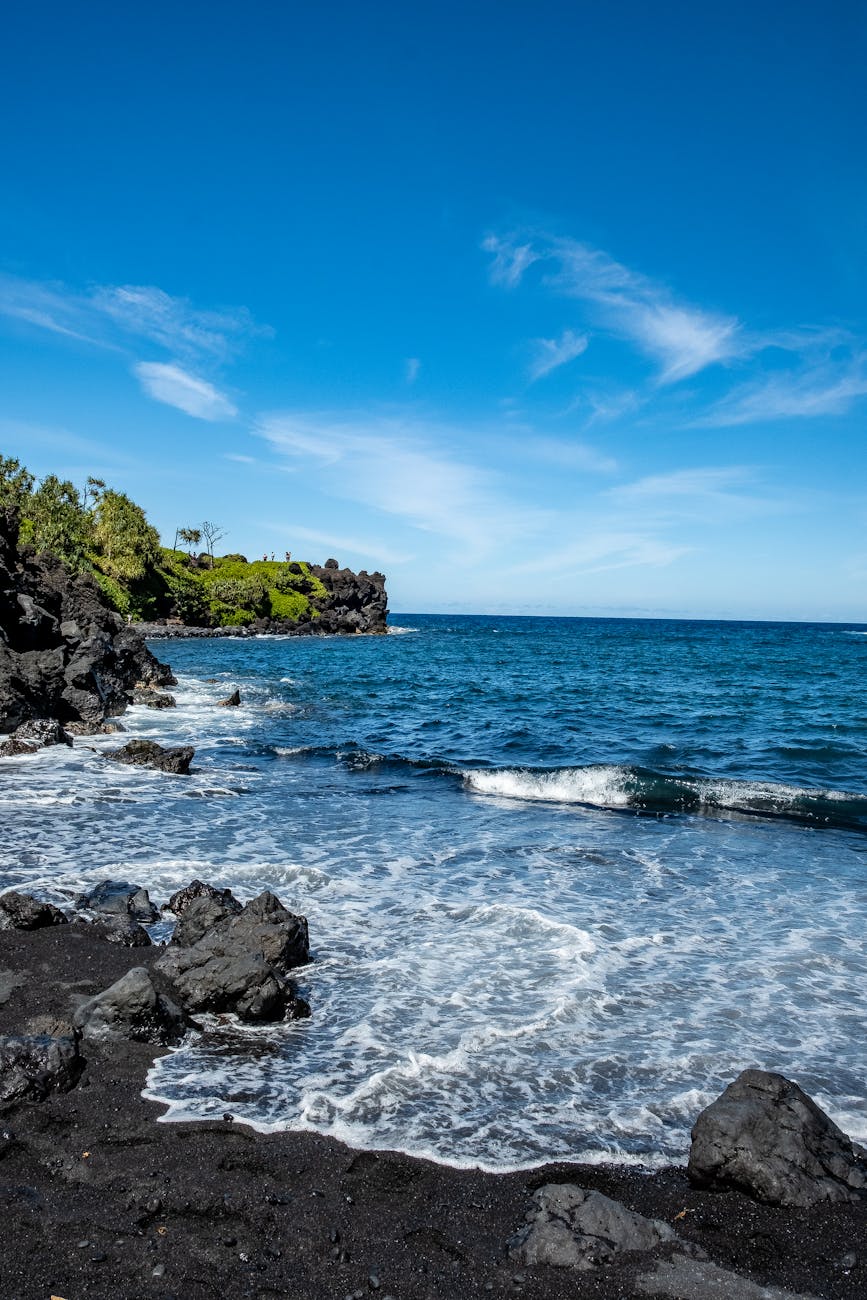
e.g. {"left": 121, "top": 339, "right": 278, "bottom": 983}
{"left": 2, "top": 614, "right": 866, "bottom": 1169}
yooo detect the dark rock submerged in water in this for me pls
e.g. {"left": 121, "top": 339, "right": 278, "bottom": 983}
{"left": 0, "top": 507, "right": 173, "bottom": 734}
{"left": 74, "top": 879, "right": 159, "bottom": 923}
{"left": 688, "top": 1067, "right": 867, "bottom": 1206}
{"left": 103, "top": 737, "right": 194, "bottom": 774}
{"left": 0, "top": 716, "right": 73, "bottom": 755}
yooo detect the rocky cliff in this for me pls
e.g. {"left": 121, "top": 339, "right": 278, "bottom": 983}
{"left": 301, "top": 561, "right": 388, "bottom": 634}
{"left": 0, "top": 508, "right": 174, "bottom": 735}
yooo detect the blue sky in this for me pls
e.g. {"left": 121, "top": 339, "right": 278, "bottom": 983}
{"left": 1, "top": 1, "right": 865, "bottom": 619}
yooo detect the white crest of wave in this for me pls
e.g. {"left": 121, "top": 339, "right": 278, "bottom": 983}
{"left": 464, "top": 765, "right": 633, "bottom": 807}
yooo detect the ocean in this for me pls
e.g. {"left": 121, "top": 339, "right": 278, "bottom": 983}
{"left": 2, "top": 614, "right": 866, "bottom": 1171}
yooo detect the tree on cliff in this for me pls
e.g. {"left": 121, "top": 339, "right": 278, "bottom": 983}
{"left": 200, "top": 520, "right": 226, "bottom": 568}
{"left": 0, "top": 456, "right": 34, "bottom": 513}
{"left": 177, "top": 526, "right": 202, "bottom": 557}
{"left": 26, "top": 475, "right": 93, "bottom": 572}
{"left": 91, "top": 488, "right": 161, "bottom": 581}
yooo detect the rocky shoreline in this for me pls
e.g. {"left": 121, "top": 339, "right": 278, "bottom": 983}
{"left": 131, "top": 621, "right": 385, "bottom": 639}
{"left": 0, "top": 879, "right": 864, "bottom": 1300}
{"left": 2, "top": 509, "right": 866, "bottom": 1299}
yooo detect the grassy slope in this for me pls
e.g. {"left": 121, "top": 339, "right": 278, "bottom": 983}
{"left": 93, "top": 551, "right": 329, "bottom": 626}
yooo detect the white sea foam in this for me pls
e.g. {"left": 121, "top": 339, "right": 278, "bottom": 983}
{"left": 464, "top": 765, "right": 634, "bottom": 807}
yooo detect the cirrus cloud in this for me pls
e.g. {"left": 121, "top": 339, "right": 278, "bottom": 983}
{"left": 134, "top": 361, "right": 238, "bottom": 421}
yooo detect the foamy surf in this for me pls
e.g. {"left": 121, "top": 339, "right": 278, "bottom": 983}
{"left": 463, "top": 764, "right": 867, "bottom": 830}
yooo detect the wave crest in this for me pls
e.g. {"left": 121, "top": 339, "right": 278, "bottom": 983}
{"left": 463, "top": 764, "right": 867, "bottom": 831}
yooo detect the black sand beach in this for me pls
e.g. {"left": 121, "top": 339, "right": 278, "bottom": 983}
{"left": 0, "top": 922, "right": 863, "bottom": 1300}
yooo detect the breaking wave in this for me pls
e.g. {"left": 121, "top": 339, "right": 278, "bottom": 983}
{"left": 463, "top": 764, "right": 867, "bottom": 831}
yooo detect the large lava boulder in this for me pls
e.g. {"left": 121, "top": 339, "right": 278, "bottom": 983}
{"left": 0, "top": 891, "right": 68, "bottom": 931}
{"left": 74, "top": 968, "right": 189, "bottom": 1045}
{"left": 687, "top": 1068, "right": 867, "bottom": 1207}
{"left": 104, "top": 738, "right": 194, "bottom": 775}
{"left": 74, "top": 879, "right": 159, "bottom": 923}
{"left": 166, "top": 880, "right": 243, "bottom": 946}
{"left": 155, "top": 889, "right": 310, "bottom": 1023}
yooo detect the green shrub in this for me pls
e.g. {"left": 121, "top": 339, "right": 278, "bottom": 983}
{"left": 274, "top": 562, "right": 315, "bottom": 595}
{"left": 92, "top": 569, "right": 130, "bottom": 616}
{"left": 268, "top": 588, "right": 311, "bottom": 620}
{"left": 208, "top": 574, "right": 268, "bottom": 612}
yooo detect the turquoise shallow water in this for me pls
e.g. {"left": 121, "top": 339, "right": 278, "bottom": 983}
{"left": 2, "top": 614, "right": 866, "bottom": 1168}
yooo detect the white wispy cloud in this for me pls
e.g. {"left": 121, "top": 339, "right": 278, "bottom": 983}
{"left": 0, "top": 417, "right": 142, "bottom": 468}
{"left": 270, "top": 523, "right": 412, "bottom": 567}
{"left": 0, "top": 272, "right": 265, "bottom": 363}
{"left": 605, "top": 466, "right": 789, "bottom": 524}
{"left": 520, "top": 436, "right": 617, "bottom": 473}
{"left": 515, "top": 530, "right": 689, "bottom": 576}
{"left": 528, "top": 328, "right": 589, "bottom": 381}
{"left": 257, "top": 411, "right": 549, "bottom": 556}
{"left": 0, "top": 275, "right": 117, "bottom": 347}
{"left": 699, "top": 354, "right": 867, "bottom": 426}
{"left": 405, "top": 357, "right": 421, "bottom": 384}
{"left": 134, "top": 362, "right": 238, "bottom": 420}
{"left": 486, "top": 232, "right": 742, "bottom": 383}
{"left": 91, "top": 284, "right": 268, "bottom": 361}
{"left": 482, "top": 234, "right": 539, "bottom": 287}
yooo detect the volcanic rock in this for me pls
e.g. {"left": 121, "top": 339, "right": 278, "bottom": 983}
{"left": 90, "top": 916, "right": 153, "bottom": 947}
{"left": 0, "top": 891, "right": 69, "bottom": 931}
{"left": 0, "top": 717, "right": 73, "bottom": 755}
{"left": 103, "top": 738, "right": 194, "bottom": 775}
{"left": 218, "top": 688, "right": 240, "bottom": 706}
{"left": 687, "top": 1068, "right": 867, "bottom": 1207}
{"left": 73, "top": 967, "right": 189, "bottom": 1045}
{"left": 74, "top": 879, "right": 159, "bottom": 923}
{"left": 166, "top": 879, "right": 243, "bottom": 918}
{"left": 0, "top": 507, "right": 174, "bottom": 733}
{"left": 171, "top": 894, "right": 239, "bottom": 947}
{"left": 509, "top": 1184, "right": 677, "bottom": 1269}
{"left": 132, "top": 687, "right": 177, "bottom": 709}
{"left": 155, "top": 890, "right": 310, "bottom": 1022}
{"left": 0, "top": 1033, "right": 83, "bottom": 1105}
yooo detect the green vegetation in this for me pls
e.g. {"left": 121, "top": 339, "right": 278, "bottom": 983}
{"left": 0, "top": 455, "right": 328, "bottom": 627}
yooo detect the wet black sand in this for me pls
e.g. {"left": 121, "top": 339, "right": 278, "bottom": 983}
{"left": 0, "top": 924, "right": 863, "bottom": 1300}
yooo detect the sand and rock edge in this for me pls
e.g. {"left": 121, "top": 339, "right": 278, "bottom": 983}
{"left": 0, "top": 882, "right": 863, "bottom": 1300}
